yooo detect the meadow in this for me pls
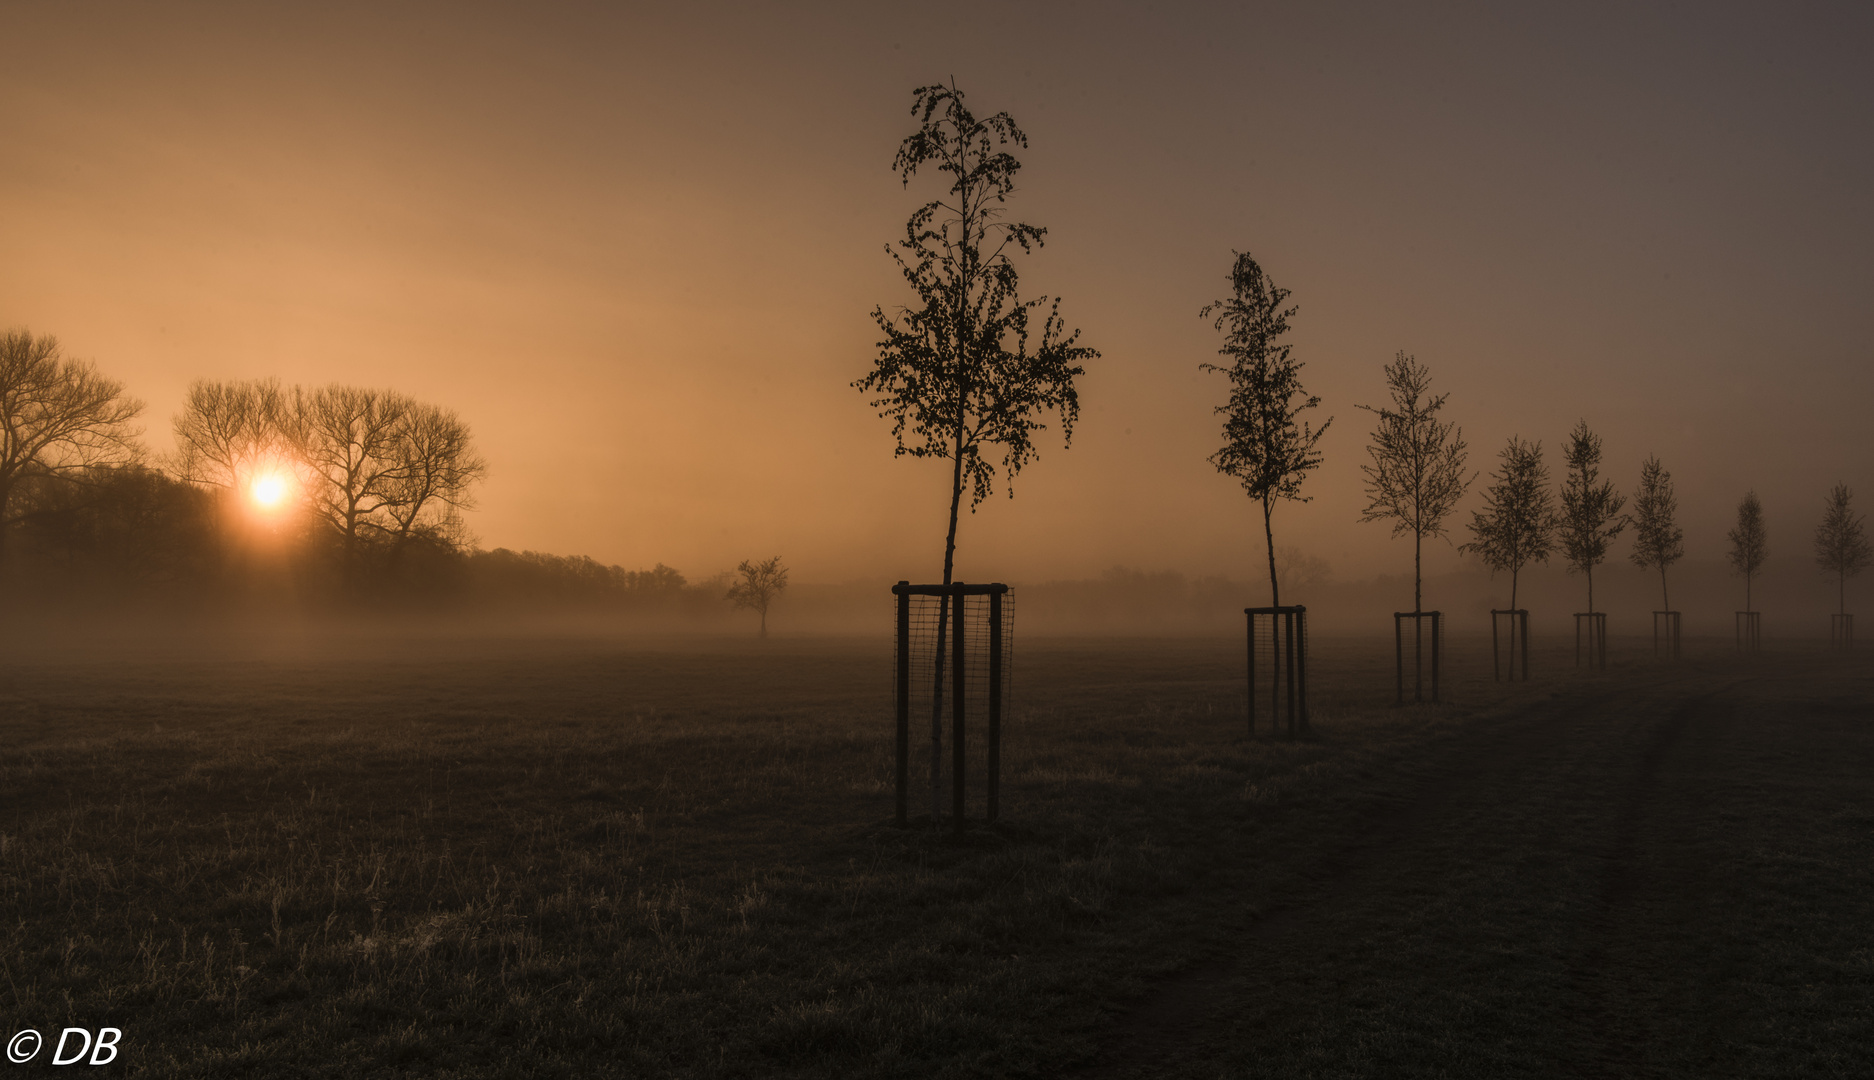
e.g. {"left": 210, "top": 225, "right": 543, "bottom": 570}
{"left": 2, "top": 627, "right": 1869, "bottom": 1077}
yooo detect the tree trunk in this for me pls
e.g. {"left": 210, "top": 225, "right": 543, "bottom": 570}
{"left": 1263, "top": 497, "right": 1279, "bottom": 609}
{"left": 1587, "top": 565, "right": 1595, "bottom": 615}
{"left": 759, "top": 605, "right": 768, "bottom": 638}
{"left": 1661, "top": 567, "right": 1669, "bottom": 612}
{"left": 1510, "top": 566, "right": 1519, "bottom": 613}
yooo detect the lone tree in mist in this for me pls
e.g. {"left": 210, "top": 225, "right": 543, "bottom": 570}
{"left": 1558, "top": 421, "right": 1627, "bottom": 613}
{"left": 1200, "top": 251, "right": 1330, "bottom": 609}
{"left": 1812, "top": 484, "right": 1869, "bottom": 617}
{"left": 0, "top": 329, "right": 144, "bottom": 565}
{"left": 1459, "top": 436, "right": 1553, "bottom": 612}
{"left": 726, "top": 556, "right": 789, "bottom": 637}
{"left": 854, "top": 82, "right": 1096, "bottom": 586}
{"left": 1629, "top": 455, "right": 1685, "bottom": 610}
{"left": 1728, "top": 491, "right": 1769, "bottom": 611}
{"left": 1358, "top": 352, "right": 1471, "bottom": 614}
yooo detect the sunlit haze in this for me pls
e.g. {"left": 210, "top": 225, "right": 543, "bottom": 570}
{"left": 5, "top": 1, "right": 1870, "bottom": 589}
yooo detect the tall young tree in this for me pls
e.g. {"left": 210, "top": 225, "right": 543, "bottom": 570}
{"left": 1727, "top": 491, "right": 1769, "bottom": 611}
{"left": 855, "top": 82, "right": 1096, "bottom": 586}
{"left": 856, "top": 83, "right": 1094, "bottom": 821}
{"left": 1358, "top": 352, "right": 1471, "bottom": 614}
{"left": 1558, "top": 421, "right": 1627, "bottom": 613}
{"left": 1812, "top": 484, "right": 1869, "bottom": 617}
{"left": 1200, "top": 251, "right": 1330, "bottom": 609}
{"left": 1459, "top": 436, "right": 1553, "bottom": 612}
{"left": 0, "top": 330, "right": 144, "bottom": 564}
{"left": 1629, "top": 455, "right": 1685, "bottom": 610}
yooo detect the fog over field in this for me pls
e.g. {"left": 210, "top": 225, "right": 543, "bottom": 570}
{"left": 5, "top": 3, "right": 1874, "bottom": 1077}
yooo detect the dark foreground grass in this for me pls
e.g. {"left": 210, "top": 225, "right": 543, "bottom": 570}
{"left": 0, "top": 629, "right": 1866, "bottom": 1076}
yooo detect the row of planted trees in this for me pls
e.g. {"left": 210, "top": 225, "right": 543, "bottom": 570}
{"left": 855, "top": 84, "right": 1868, "bottom": 712}
{"left": 1197, "top": 255, "right": 1870, "bottom": 633}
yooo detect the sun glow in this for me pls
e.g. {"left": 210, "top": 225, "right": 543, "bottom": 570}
{"left": 250, "top": 473, "right": 290, "bottom": 509}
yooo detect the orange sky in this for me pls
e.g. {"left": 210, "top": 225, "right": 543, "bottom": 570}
{"left": 4, "top": 1, "right": 1871, "bottom": 587}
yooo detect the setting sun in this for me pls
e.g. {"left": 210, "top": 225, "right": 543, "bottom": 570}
{"left": 250, "top": 473, "right": 289, "bottom": 509}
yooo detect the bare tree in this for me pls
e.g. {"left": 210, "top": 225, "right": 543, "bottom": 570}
{"left": 1358, "top": 352, "right": 1472, "bottom": 614}
{"left": 0, "top": 330, "right": 144, "bottom": 563}
{"left": 171, "top": 378, "right": 291, "bottom": 491}
{"left": 1728, "top": 491, "right": 1769, "bottom": 611}
{"left": 293, "top": 385, "right": 414, "bottom": 558}
{"left": 855, "top": 82, "right": 1096, "bottom": 587}
{"left": 726, "top": 556, "right": 788, "bottom": 637}
{"left": 1460, "top": 436, "right": 1554, "bottom": 612}
{"left": 1812, "top": 484, "right": 1869, "bottom": 617}
{"left": 1629, "top": 455, "right": 1685, "bottom": 610}
{"left": 1200, "top": 251, "right": 1330, "bottom": 608}
{"left": 1559, "top": 421, "right": 1627, "bottom": 613}
{"left": 379, "top": 404, "right": 486, "bottom": 557}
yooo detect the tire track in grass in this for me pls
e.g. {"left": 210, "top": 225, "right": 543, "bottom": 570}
{"left": 1552, "top": 686, "right": 1717, "bottom": 1078}
{"left": 1070, "top": 678, "right": 1659, "bottom": 1079}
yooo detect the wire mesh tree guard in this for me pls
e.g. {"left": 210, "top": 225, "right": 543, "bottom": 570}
{"left": 1831, "top": 613, "right": 1853, "bottom": 651}
{"left": 1652, "top": 611, "right": 1682, "bottom": 660}
{"left": 1393, "top": 611, "right": 1442, "bottom": 704}
{"left": 1244, "top": 605, "right": 1309, "bottom": 736}
{"left": 1735, "top": 610, "right": 1761, "bottom": 654}
{"left": 892, "top": 582, "right": 1012, "bottom": 832}
{"left": 1574, "top": 612, "right": 1607, "bottom": 670}
{"left": 1490, "top": 608, "right": 1529, "bottom": 682}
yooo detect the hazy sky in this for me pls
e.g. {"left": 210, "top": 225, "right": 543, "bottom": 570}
{"left": 5, "top": 1, "right": 1870, "bottom": 586}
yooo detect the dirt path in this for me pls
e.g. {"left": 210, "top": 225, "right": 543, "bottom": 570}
{"left": 1077, "top": 659, "right": 1874, "bottom": 1078}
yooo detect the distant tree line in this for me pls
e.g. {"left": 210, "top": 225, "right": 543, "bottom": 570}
{"left": 0, "top": 327, "right": 736, "bottom": 617}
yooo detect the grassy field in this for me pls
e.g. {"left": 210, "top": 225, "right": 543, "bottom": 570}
{"left": 1, "top": 628, "right": 1868, "bottom": 1077}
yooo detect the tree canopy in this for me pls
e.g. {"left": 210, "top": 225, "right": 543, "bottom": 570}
{"left": 855, "top": 82, "right": 1096, "bottom": 586}
{"left": 1201, "top": 251, "right": 1329, "bottom": 608}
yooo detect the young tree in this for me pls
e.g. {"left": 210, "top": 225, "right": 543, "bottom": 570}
{"left": 854, "top": 82, "right": 1096, "bottom": 586}
{"left": 1200, "top": 251, "right": 1330, "bottom": 608}
{"left": 1459, "top": 436, "right": 1554, "bottom": 612}
{"left": 1812, "top": 484, "right": 1869, "bottom": 617}
{"left": 1629, "top": 455, "right": 1685, "bottom": 610}
{"left": 0, "top": 330, "right": 144, "bottom": 565}
{"left": 1358, "top": 352, "right": 1472, "bottom": 614}
{"left": 1728, "top": 491, "right": 1769, "bottom": 611}
{"left": 856, "top": 83, "right": 1094, "bottom": 819}
{"left": 726, "top": 556, "right": 788, "bottom": 637}
{"left": 1558, "top": 421, "right": 1627, "bottom": 613}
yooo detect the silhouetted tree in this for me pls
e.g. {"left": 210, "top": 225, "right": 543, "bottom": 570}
{"left": 726, "top": 556, "right": 788, "bottom": 637}
{"left": 0, "top": 330, "right": 144, "bottom": 567}
{"left": 855, "top": 82, "right": 1096, "bottom": 586}
{"left": 1559, "top": 421, "right": 1627, "bottom": 613}
{"left": 1812, "top": 484, "right": 1869, "bottom": 617}
{"left": 171, "top": 378, "right": 291, "bottom": 492}
{"left": 380, "top": 404, "right": 485, "bottom": 558}
{"left": 1727, "top": 491, "right": 1769, "bottom": 612}
{"left": 174, "top": 380, "right": 485, "bottom": 581}
{"left": 294, "top": 385, "right": 413, "bottom": 562}
{"left": 1358, "top": 352, "right": 1471, "bottom": 614}
{"left": 1460, "top": 436, "right": 1553, "bottom": 612}
{"left": 857, "top": 83, "right": 1094, "bottom": 818}
{"left": 1629, "top": 455, "right": 1685, "bottom": 610}
{"left": 1200, "top": 251, "right": 1330, "bottom": 608}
